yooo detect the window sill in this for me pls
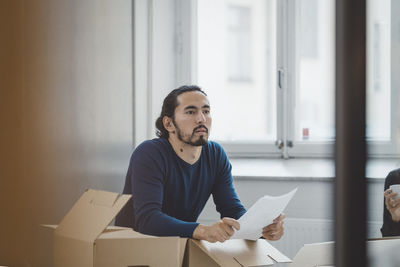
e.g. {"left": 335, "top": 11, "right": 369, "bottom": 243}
{"left": 230, "top": 158, "right": 400, "bottom": 182}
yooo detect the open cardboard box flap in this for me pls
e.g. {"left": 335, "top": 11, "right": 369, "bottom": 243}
{"left": 54, "top": 189, "right": 131, "bottom": 243}
{"left": 43, "top": 189, "right": 132, "bottom": 267}
{"left": 190, "top": 239, "right": 292, "bottom": 267}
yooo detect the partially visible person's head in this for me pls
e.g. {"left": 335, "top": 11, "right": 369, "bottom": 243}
{"left": 155, "top": 85, "right": 211, "bottom": 146}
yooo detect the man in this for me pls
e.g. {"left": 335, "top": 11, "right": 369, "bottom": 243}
{"left": 116, "top": 85, "right": 285, "bottom": 243}
{"left": 381, "top": 168, "right": 400, "bottom": 237}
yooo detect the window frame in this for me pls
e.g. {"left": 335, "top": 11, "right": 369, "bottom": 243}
{"left": 135, "top": 0, "right": 400, "bottom": 159}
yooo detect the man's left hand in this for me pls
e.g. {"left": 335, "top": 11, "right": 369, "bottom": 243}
{"left": 262, "top": 214, "right": 285, "bottom": 241}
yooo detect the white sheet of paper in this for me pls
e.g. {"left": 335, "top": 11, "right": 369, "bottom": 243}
{"left": 231, "top": 188, "right": 298, "bottom": 240}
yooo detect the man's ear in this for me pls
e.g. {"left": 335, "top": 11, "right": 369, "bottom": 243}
{"left": 163, "top": 116, "right": 175, "bottom": 133}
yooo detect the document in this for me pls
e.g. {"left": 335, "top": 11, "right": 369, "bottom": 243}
{"left": 231, "top": 188, "right": 298, "bottom": 240}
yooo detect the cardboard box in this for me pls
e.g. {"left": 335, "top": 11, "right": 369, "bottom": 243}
{"left": 290, "top": 241, "right": 334, "bottom": 267}
{"left": 44, "top": 189, "right": 291, "bottom": 267}
{"left": 290, "top": 238, "right": 400, "bottom": 267}
{"left": 185, "top": 239, "right": 291, "bottom": 267}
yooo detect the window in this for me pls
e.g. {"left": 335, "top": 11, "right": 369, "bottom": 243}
{"left": 366, "top": 0, "right": 399, "bottom": 156}
{"left": 197, "top": 0, "right": 277, "bottom": 146}
{"left": 138, "top": 0, "right": 399, "bottom": 158}
{"left": 227, "top": 5, "right": 253, "bottom": 82}
{"left": 193, "top": 0, "right": 339, "bottom": 157}
{"left": 294, "top": 0, "right": 335, "bottom": 142}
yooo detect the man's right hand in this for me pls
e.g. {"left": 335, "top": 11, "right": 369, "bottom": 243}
{"left": 384, "top": 189, "right": 400, "bottom": 222}
{"left": 192, "top": 217, "right": 240, "bottom": 243}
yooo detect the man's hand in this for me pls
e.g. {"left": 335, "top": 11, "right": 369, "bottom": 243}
{"left": 192, "top": 217, "right": 240, "bottom": 243}
{"left": 262, "top": 214, "right": 285, "bottom": 241}
{"left": 384, "top": 189, "right": 400, "bottom": 222}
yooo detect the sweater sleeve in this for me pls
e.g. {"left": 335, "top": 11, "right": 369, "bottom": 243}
{"left": 380, "top": 169, "right": 400, "bottom": 237}
{"left": 211, "top": 143, "right": 246, "bottom": 220}
{"left": 130, "top": 142, "right": 199, "bottom": 237}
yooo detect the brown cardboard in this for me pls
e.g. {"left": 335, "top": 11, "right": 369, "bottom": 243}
{"left": 290, "top": 242, "right": 334, "bottom": 267}
{"left": 44, "top": 189, "right": 291, "bottom": 267}
{"left": 44, "top": 189, "right": 186, "bottom": 267}
{"left": 94, "top": 232, "right": 185, "bottom": 267}
{"left": 290, "top": 238, "right": 400, "bottom": 267}
{"left": 55, "top": 189, "right": 129, "bottom": 242}
{"left": 185, "top": 239, "right": 292, "bottom": 267}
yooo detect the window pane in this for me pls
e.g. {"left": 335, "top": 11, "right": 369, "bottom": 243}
{"left": 197, "top": 0, "right": 277, "bottom": 142}
{"left": 366, "top": 0, "right": 391, "bottom": 141}
{"left": 294, "top": 0, "right": 335, "bottom": 141}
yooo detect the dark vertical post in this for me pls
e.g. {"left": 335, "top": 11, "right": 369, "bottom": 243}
{"left": 335, "top": 0, "right": 367, "bottom": 267}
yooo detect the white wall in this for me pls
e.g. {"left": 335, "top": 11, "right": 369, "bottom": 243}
{"left": 0, "top": 1, "right": 133, "bottom": 266}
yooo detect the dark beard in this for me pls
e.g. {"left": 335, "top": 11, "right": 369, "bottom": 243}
{"left": 172, "top": 119, "right": 208, "bottom": 146}
{"left": 180, "top": 133, "right": 207, "bottom": 146}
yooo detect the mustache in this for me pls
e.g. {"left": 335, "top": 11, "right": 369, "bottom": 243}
{"left": 193, "top": 125, "right": 208, "bottom": 133}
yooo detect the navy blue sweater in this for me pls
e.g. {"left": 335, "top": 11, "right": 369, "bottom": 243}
{"left": 120, "top": 138, "right": 246, "bottom": 238}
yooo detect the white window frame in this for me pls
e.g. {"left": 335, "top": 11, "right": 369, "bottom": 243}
{"left": 134, "top": 0, "right": 400, "bottom": 159}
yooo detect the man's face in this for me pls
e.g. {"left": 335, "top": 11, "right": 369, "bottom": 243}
{"left": 171, "top": 91, "right": 212, "bottom": 146}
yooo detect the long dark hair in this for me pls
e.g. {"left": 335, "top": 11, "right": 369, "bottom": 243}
{"left": 155, "top": 85, "right": 207, "bottom": 138}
